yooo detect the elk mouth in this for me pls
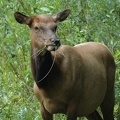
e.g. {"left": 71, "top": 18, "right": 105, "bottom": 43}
{"left": 46, "top": 39, "right": 61, "bottom": 51}
{"left": 46, "top": 44, "right": 60, "bottom": 51}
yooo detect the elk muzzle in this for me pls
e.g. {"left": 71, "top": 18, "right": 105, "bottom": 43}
{"left": 46, "top": 38, "right": 61, "bottom": 51}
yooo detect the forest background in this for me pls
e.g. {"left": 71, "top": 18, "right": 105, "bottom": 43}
{"left": 0, "top": 0, "right": 120, "bottom": 120}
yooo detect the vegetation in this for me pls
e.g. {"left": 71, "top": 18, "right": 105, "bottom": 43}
{"left": 0, "top": 0, "right": 120, "bottom": 119}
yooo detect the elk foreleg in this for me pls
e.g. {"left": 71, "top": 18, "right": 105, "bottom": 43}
{"left": 40, "top": 104, "right": 53, "bottom": 120}
{"left": 66, "top": 103, "right": 77, "bottom": 120}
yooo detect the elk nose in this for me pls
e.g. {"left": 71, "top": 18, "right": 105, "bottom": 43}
{"left": 51, "top": 38, "right": 61, "bottom": 46}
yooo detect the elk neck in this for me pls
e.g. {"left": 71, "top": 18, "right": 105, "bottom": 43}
{"left": 34, "top": 50, "right": 59, "bottom": 88}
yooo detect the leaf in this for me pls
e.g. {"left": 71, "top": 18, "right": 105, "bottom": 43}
{"left": 40, "top": 7, "right": 50, "bottom": 12}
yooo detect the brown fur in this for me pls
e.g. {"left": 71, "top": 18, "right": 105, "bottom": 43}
{"left": 14, "top": 9, "right": 116, "bottom": 120}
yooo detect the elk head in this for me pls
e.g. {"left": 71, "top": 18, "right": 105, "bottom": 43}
{"left": 14, "top": 9, "right": 71, "bottom": 55}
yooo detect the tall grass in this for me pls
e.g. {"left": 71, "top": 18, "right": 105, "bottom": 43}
{"left": 0, "top": 0, "right": 120, "bottom": 119}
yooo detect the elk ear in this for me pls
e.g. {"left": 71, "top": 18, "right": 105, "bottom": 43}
{"left": 52, "top": 9, "right": 71, "bottom": 22}
{"left": 14, "top": 12, "right": 32, "bottom": 26}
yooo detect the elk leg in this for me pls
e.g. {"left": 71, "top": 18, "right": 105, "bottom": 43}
{"left": 40, "top": 104, "right": 53, "bottom": 120}
{"left": 100, "top": 89, "right": 115, "bottom": 120}
{"left": 67, "top": 114, "right": 77, "bottom": 120}
{"left": 86, "top": 110, "right": 103, "bottom": 120}
{"left": 100, "top": 65, "right": 115, "bottom": 120}
{"left": 66, "top": 103, "right": 77, "bottom": 120}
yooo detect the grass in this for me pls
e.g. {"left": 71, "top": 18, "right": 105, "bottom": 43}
{"left": 0, "top": 0, "right": 120, "bottom": 119}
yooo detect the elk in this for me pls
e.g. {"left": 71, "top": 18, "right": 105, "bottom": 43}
{"left": 14, "top": 9, "right": 116, "bottom": 120}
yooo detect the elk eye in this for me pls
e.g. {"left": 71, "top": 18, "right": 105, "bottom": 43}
{"left": 34, "top": 26, "right": 39, "bottom": 30}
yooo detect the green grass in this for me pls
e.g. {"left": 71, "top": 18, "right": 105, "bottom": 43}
{"left": 0, "top": 0, "right": 120, "bottom": 119}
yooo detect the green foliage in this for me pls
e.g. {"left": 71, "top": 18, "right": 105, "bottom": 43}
{"left": 0, "top": 0, "right": 120, "bottom": 119}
